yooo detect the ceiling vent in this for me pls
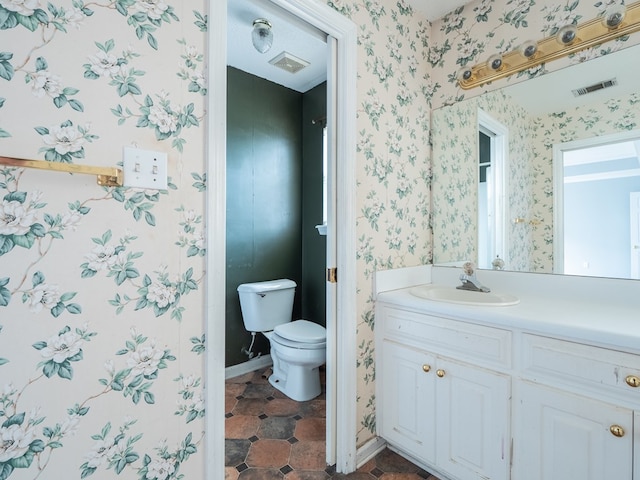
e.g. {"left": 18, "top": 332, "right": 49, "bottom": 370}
{"left": 572, "top": 78, "right": 618, "bottom": 97}
{"left": 269, "top": 52, "right": 310, "bottom": 74}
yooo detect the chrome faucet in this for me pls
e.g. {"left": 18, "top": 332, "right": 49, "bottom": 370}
{"left": 457, "top": 261, "right": 491, "bottom": 293}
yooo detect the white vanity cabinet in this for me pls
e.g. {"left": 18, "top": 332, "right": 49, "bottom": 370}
{"left": 375, "top": 298, "right": 640, "bottom": 480}
{"left": 513, "top": 381, "right": 633, "bottom": 480}
{"left": 376, "top": 305, "right": 512, "bottom": 480}
{"left": 511, "top": 334, "right": 640, "bottom": 480}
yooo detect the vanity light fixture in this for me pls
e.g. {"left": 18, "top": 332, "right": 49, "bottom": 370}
{"left": 252, "top": 18, "right": 273, "bottom": 54}
{"left": 458, "top": 0, "right": 640, "bottom": 89}
{"left": 486, "top": 53, "right": 504, "bottom": 71}
{"left": 458, "top": 66, "right": 474, "bottom": 82}
{"left": 519, "top": 40, "right": 538, "bottom": 59}
{"left": 556, "top": 24, "right": 579, "bottom": 45}
{"left": 602, "top": 4, "right": 627, "bottom": 29}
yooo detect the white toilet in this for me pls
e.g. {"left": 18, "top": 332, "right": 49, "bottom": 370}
{"left": 237, "top": 279, "right": 326, "bottom": 401}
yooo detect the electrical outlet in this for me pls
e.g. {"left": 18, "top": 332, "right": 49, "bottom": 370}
{"left": 122, "top": 146, "right": 168, "bottom": 189}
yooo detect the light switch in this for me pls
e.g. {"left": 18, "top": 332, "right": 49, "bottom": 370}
{"left": 123, "top": 146, "right": 168, "bottom": 189}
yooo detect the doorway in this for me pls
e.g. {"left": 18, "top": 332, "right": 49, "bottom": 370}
{"left": 207, "top": 1, "right": 358, "bottom": 477}
{"left": 477, "top": 109, "right": 508, "bottom": 269}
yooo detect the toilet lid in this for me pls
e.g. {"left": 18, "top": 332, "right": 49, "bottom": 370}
{"left": 274, "top": 320, "right": 326, "bottom": 344}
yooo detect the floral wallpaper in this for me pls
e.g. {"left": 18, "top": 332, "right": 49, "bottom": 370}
{"left": 0, "top": 1, "right": 206, "bottom": 478}
{"left": 3, "top": 0, "right": 640, "bottom": 475}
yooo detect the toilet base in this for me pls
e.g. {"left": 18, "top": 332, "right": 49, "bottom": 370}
{"left": 268, "top": 366, "right": 321, "bottom": 402}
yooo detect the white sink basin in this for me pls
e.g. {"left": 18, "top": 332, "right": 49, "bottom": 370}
{"left": 409, "top": 285, "right": 520, "bottom": 306}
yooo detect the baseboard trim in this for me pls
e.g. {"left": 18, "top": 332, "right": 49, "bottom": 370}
{"left": 356, "top": 436, "right": 387, "bottom": 469}
{"left": 225, "top": 355, "right": 273, "bottom": 379}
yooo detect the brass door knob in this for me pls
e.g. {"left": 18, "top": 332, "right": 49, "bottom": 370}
{"left": 422, "top": 364, "right": 431, "bottom": 373}
{"left": 436, "top": 369, "right": 445, "bottom": 378}
{"left": 610, "top": 425, "right": 625, "bottom": 437}
{"left": 625, "top": 375, "right": 640, "bottom": 388}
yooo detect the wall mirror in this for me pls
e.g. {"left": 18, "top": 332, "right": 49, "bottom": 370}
{"left": 431, "top": 42, "right": 640, "bottom": 280}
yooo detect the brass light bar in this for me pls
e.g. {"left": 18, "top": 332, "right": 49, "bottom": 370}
{"left": 0, "top": 155, "right": 123, "bottom": 187}
{"left": 458, "top": 1, "right": 640, "bottom": 90}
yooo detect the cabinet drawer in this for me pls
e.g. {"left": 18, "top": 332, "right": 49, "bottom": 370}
{"left": 382, "top": 307, "right": 511, "bottom": 368}
{"left": 522, "top": 334, "right": 640, "bottom": 399}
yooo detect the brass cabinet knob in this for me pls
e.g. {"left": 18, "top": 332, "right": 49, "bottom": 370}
{"left": 610, "top": 425, "right": 625, "bottom": 437}
{"left": 625, "top": 375, "right": 640, "bottom": 388}
{"left": 422, "top": 364, "right": 431, "bottom": 373}
{"left": 436, "top": 369, "right": 445, "bottom": 378}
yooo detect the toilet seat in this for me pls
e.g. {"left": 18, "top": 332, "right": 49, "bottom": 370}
{"left": 272, "top": 320, "right": 326, "bottom": 349}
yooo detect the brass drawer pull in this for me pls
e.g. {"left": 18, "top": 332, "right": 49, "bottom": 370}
{"left": 422, "top": 364, "right": 431, "bottom": 373}
{"left": 610, "top": 425, "right": 625, "bottom": 437}
{"left": 625, "top": 375, "right": 640, "bottom": 388}
{"left": 436, "top": 369, "right": 445, "bottom": 378}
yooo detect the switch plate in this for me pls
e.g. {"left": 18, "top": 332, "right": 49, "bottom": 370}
{"left": 122, "top": 146, "right": 168, "bottom": 190}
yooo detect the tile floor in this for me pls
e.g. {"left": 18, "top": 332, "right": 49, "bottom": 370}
{"left": 225, "top": 366, "right": 442, "bottom": 479}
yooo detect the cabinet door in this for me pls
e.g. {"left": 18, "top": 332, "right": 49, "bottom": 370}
{"left": 514, "top": 380, "right": 633, "bottom": 480}
{"left": 380, "top": 340, "right": 436, "bottom": 462}
{"left": 436, "top": 357, "right": 510, "bottom": 480}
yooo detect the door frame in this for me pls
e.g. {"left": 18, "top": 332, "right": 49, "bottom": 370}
{"left": 206, "top": 1, "right": 358, "bottom": 477}
{"left": 477, "top": 108, "right": 508, "bottom": 269}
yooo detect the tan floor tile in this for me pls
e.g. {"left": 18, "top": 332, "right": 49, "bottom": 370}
{"left": 284, "top": 471, "right": 330, "bottom": 479}
{"left": 356, "top": 457, "right": 376, "bottom": 473}
{"left": 225, "top": 466, "right": 240, "bottom": 480}
{"left": 289, "top": 440, "right": 326, "bottom": 471}
{"left": 226, "top": 393, "right": 239, "bottom": 413}
{"left": 264, "top": 398, "right": 301, "bottom": 417}
{"left": 233, "top": 398, "right": 267, "bottom": 416}
{"left": 226, "top": 414, "right": 261, "bottom": 439}
{"left": 246, "top": 439, "right": 292, "bottom": 468}
{"left": 294, "top": 417, "right": 325, "bottom": 441}
{"left": 378, "top": 474, "right": 425, "bottom": 479}
{"left": 227, "top": 372, "right": 255, "bottom": 384}
{"left": 227, "top": 383, "right": 247, "bottom": 396}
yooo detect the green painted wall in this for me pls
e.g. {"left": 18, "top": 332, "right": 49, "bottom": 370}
{"left": 301, "top": 82, "right": 327, "bottom": 326}
{"left": 226, "top": 67, "right": 303, "bottom": 366}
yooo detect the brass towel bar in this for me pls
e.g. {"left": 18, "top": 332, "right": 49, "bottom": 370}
{"left": 0, "top": 155, "right": 123, "bottom": 187}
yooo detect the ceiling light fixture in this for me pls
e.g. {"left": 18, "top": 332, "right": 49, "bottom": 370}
{"left": 252, "top": 19, "right": 273, "bottom": 54}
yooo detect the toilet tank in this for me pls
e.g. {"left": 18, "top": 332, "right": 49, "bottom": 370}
{"left": 237, "top": 279, "right": 296, "bottom": 332}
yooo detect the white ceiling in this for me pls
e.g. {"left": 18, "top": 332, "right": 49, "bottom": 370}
{"left": 227, "top": 0, "right": 473, "bottom": 92}
{"left": 227, "top": 0, "right": 328, "bottom": 93}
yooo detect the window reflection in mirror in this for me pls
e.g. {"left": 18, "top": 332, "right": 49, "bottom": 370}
{"left": 554, "top": 131, "right": 640, "bottom": 279}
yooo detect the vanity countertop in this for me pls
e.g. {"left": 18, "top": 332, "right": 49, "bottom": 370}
{"left": 377, "top": 283, "right": 640, "bottom": 355}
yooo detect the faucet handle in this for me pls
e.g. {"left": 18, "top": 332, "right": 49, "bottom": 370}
{"left": 462, "top": 261, "right": 475, "bottom": 276}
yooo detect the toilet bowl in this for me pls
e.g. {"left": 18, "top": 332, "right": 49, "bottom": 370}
{"left": 266, "top": 320, "right": 326, "bottom": 401}
{"left": 237, "top": 280, "right": 327, "bottom": 402}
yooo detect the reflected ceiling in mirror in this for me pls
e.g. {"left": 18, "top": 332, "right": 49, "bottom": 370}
{"left": 431, "top": 42, "right": 640, "bottom": 280}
